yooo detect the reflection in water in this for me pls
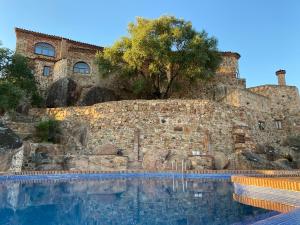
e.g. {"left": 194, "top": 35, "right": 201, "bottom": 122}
{"left": 0, "top": 177, "right": 270, "bottom": 225}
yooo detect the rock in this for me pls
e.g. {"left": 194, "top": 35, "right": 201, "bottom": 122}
{"left": 66, "top": 155, "right": 128, "bottom": 171}
{"left": 142, "top": 149, "right": 170, "bottom": 170}
{"left": 46, "top": 78, "right": 80, "bottom": 108}
{"left": 62, "top": 123, "right": 88, "bottom": 147}
{"left": 16, "top": 101, "right": 30, "bottom": 115}
{"left": 80, "top": 87, "right": 119, "bottom": 106}
{"left": 188, "top": 156, "right": 214, "bottom": 170}
{"left": 229, "top": 150, "right": 290, "bottom": 170}
{"left": 273, "top": 158, "right": 297, "bottom": 169}
{"left": 21, "top": 143, "right": 65, "bottom": 171}
{"left": 0, "top": 122, "right": 23, "bottom": 171}
{"left": 214, "top": 152, "right": 229, "bottom": 169}
{"left": 89, "top": 155, "right": 127, "bottom": 170}
{"left": 242, "top": 150, "right": 267, "bottom": 163}
{"left": 67, "top": 155, "right": 89, "bottom": 170}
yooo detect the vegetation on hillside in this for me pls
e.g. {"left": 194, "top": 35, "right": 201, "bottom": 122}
{"left": 96, "top": 16, "right": 221, "bottom": 99}
{"left": 0, "top": 43, "right": 43, "bottom": 114}
{"left": 35, "top": 119, "right": 61, "bottom": 143}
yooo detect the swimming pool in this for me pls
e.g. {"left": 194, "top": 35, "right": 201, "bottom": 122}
{"left": 0, "top": 173, "right": 279, "bottom": 225}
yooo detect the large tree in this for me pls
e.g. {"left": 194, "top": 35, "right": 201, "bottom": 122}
{"left": 96, "top": 16, "right": 222, "bottom": 99}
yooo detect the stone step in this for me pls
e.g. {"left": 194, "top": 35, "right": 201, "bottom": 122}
{"left": 4, "top": 121, "right": 36, "bottom": 140}
{"left": 128, "top": 160, "right": 143, "bottom": 170}
{"left": 10, "top": 114, "right": 40, "bottom": 123}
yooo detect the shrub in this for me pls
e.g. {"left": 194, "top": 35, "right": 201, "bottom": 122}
{"left": 31, "top": 91, "right": 44, "bottom": 107}
{"left": 0, "top": 81, "right": 24, "bottom": 114}
{"left": 36, "top": 119, "right": 61, "bottom": 143}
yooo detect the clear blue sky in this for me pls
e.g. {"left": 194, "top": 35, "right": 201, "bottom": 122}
{"left": 0, "top": 0, "right": 299, "bottom": 89}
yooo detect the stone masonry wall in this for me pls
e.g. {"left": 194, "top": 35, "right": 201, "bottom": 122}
{"left": 16, "top": 28, "right": 244, "bottom": 100}
{"left": 222, "top": 89, "right": 271, "bottom": 112}
{"left": 248, "top": 85, "right": 300, "bottom": 117}
{"left": 15, "top": 28, "right": 103, "bottom": 93}
{"left": 29, "top": 99, "right": 295, "bottom": 170}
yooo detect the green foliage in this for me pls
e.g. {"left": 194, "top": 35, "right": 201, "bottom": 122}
{"left": 0, "top": 43, "right": 44, "bottom": 111}
{"left": 36, "top": 119, "right": 61, "bottom": 143}
{"left": 96, "top": 16, "right": 222, "bottom": 99}
{"left": 0, "top": 81, "right": 24, "bottom": 113}
{"left": 31, "top": 91, "right": 45, "bottom": 107}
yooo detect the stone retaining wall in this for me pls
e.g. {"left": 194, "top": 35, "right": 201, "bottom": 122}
{"left": 29, "top": 99, "right": 296, "bottom": 170}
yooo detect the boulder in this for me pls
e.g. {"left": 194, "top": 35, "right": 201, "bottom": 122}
{"left": 16, "top": 101, "right": 30, "bottom": 115}
{"left": 228, "top": 150, "right": 295, "bottom": 170}
{"left": 0, "top": 122, "right": 23, "bottom": 171}
{"left": 80, "top": 87, "right": 119, "bottom": 106}
{"left": 46, "top": 78, "right": 80, "bottom": 108}
{"left": 273, "top": 158, "right": 297, "bottom": 169}
{"left": 188, "top": 156, "right": 214, "bottom": 170}
{"left": 213, "top": 152, "right": 229, "bottom": 169}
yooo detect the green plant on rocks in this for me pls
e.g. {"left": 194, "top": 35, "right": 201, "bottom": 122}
{"left": 35, "top": 119, "right": 61, "bottom": 143}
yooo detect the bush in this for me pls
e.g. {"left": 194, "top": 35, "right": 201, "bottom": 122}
{"left": 36, "top": 119, "right": 61, "bottom": 143}
{"left": 0, "top": 81, "right": 24, "bottom": 114}
{"left": 31, "top": 91, "right": 44, "bottom": 107}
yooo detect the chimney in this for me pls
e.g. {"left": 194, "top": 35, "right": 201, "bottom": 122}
{"left": 276, "top": 69, "right": 286, "bottom": 86}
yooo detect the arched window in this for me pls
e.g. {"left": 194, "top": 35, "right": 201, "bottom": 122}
{"left": 34, "top": 42, "right": 55, "bottom": 57}
{"left": 73, "top": 62, "right": 90, "bottom": 74}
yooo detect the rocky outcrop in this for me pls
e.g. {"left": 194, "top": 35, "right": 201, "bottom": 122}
{"left": 0, "top": 122, "right": 23, "bottom": 172}
{"left": 80, "top": 87, "right": 119, "bottom": 106}
{"left": 228, "top": 150, "right": 296, "bottom": 170}
{"left": 22, "top": 142, "right": 65, "bottom": 171}
{"left": 46, "top": 78, "right": 80, "bottom": 108}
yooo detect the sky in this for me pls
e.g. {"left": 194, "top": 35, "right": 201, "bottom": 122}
{"left": 0, "top": 0, "right": 299, "bottom": 89}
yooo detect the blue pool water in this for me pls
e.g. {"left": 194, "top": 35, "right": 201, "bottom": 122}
{"left": 0, "top": 174, "right": 272, "bottom": 225}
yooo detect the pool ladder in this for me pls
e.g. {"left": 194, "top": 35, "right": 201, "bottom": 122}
{"left": 171, "top": 159, "right": 187, "bottom": 172}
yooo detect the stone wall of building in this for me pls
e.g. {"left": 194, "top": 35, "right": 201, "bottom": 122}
{"left": 222, "top": 89, "right": 271, "bottom": 112}
{"left": 15, "top": 28, "right": 104, "bottom": 93}
{"left": 16, "top": 28, "right": 245, "bottom": 100}
{"left": 248, "top": 85, "right": 300, "bottom": 116}
{"left": 216, "top": 52, "right": 240, "bottom": 77}
{"left": 29, "top": 99, "right": 298, "bottom": 170}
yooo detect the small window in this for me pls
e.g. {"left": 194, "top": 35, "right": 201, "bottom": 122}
{"left": 35, "top": 43, "right": 55, "bottom": 57}
{"left": 43, "top": 66, "right": 51, "bottom": 76}
{"left": 73, "top": 62, "right": 90, "bottom": 74}
{"left": 235, "top": 134, "right": 245, "bottom": 143}
{"left": 258, "top": 121, "right": 265, "bottom": 131}
{"left": 275, "top": 120, "right": 282, "bottom": 129}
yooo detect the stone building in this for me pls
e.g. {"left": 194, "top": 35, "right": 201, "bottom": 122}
{"left": 15, "top": 28, "right": 244, "bottom": 99}
{"left": 15, "top": 28, "right": 108, "bottom": 97}
{"left": 9, "top": 28, "right": 300, "bottom": 171}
